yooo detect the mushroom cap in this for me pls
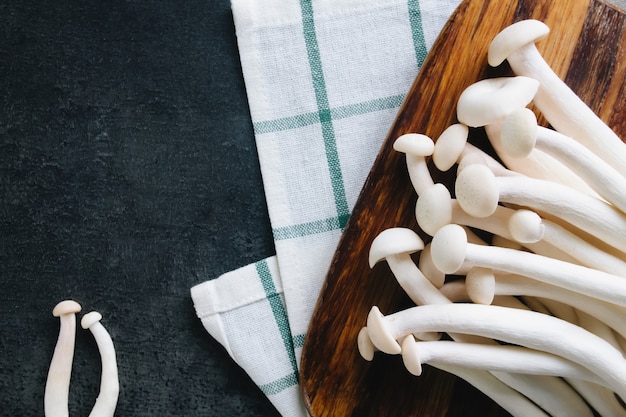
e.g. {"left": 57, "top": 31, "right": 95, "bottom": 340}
{"left": 368, "top": 227, "right": 424, "bottom": 268}
{"left": 456, "top": 76, "right": 540, "bottom": 127}
{"left": 367, "top": 306, "right": 401, "bottom": 355}
{"left": 393, "top": 133, "right": 435, "bottom": 156}
{"left": 401, "top": 335, "right": 423, "bottom": 376}
{"left": 500, "top": 107, "right": 538, "bottom": 158}
{"left": 81, "top": 311, "right": 103, "bottom": 329}
{"left": 466, "top": 267, "right": 496, "bottom": 305}
{"left": 52, "top": 299, "right": 82, "bottom": 317}
{"left": 418, "top": 243, "right": 446, "bottom": 288}
{"left": 488, "top": 19, "right": 550, "bottom": 67}
{"left": 508, "top": 209, "right": 544, "bottom": 243}
{"left": 430, "top": 224, "right": 468, "bottom": 274}
{"left": 357, "top": 327, "right": 376, "bottom": 361}
{"left": 415, "top": 183, "right": 453, "bottom": 236}
{"left": 455, "top": 163, "right": 499, "bottom": 218}
{"left": 433, "top": 124, "right": 469, "bottom": 171}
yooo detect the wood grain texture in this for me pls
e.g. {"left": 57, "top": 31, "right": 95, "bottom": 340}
{"left": 300, "top": 0, "right": 626, "bottom": 416}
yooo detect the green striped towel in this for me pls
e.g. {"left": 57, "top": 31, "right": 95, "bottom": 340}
{"left": 191, "top": 0, "right": 460, "bottom": 415}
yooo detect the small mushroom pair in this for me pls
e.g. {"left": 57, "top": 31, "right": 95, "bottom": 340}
{"left": 45, "top": 300, "right": 119, "bottom": 417}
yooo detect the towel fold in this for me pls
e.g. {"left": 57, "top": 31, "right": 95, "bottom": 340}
{"left": 192, "top": 0, "right": 461, "bottom": 414}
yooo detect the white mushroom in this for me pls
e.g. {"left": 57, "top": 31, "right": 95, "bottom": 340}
{"left": 81, "top": 311, "right": 119, "bottom": 417}
{"left": 426, "top": 362, "right": 552, "bottom": 417}
{"left": 400, "top": 336, "right": 606, "bottom": 387}
{"left": 575, "top": 310, "right": 622, "bottom": 352}
{"left": 370, "top": 229, "right": 590, "bottom": 416}
{"left": 454, "top": 163, "right": 626, "bottom": 253}
{"left": 488, "top": 19, "right": 626, "bottom": 177}
{"left": 465, "top": 272, "right": 626, "bottom": 340}
{"left": 45, "top": 300, "right": 82, "bottom": 417}
{"left": 456, "top": 76, "right": 539, "bottom": 128}
{"left": 415, "top": 182, "right": 542, "bottom": 242}
{"left": 508, "top": 209, "right": 626, "bottom": 276}
{"left": 360, "top": 326, "right": 558, "bottom": 417}
{"left": 500, "top": 107, "right": 626, "bottom": 213}
{"left": 413, "top": 184, "right": 582, "bottom": 265}
{"left": 430, "top": 224, "right": 626, "bottom": 308}
{"left": 367, "top": 303, "right": 626, "bottom": 400}
{"left": 393, "top": 133, "right": 435, "bottom": 195}
{"left": 431, "top": 123, "right": 469, "bottom": 172}
{"left": 456, "top": 73, "right": 597, "bottom": 195}
{"left": 369, "top": 228, "right": 449, "bottom": 302}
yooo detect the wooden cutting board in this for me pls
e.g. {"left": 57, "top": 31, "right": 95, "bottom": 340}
{"left": 299, "top": 0, "right": 626, "bottom": 416}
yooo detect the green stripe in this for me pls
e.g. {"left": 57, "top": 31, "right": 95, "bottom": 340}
{"left": 299, "top": 0, "right": 350, "bottom": 229}
{"left": 292, "top": 333, "right": 306, "bottom": 349}
{"left": 331, "top": 94, "right": 405, "bottom": 120}
{"left": 254, "top": 112, "right": 320, "bottom": 134}
{"left": 408, "top": 0, "right": 428, "bottom": 66}
{"left": 256, "top": 260, "right": 299, "bottom": 373}
{"left": 273, "top": 215, "right": 348, "bottom": 241}
{"left": 259, "top": 371, "right": 299, "bottom": 396}
{"left": 253, "top": 94, "right": 405, "bottom": 134}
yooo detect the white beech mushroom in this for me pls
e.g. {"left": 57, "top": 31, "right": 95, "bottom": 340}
{"left": 81, "top": 311, "right": 119, "bottom": 417}
{"left": 575, "top": 310, "right": 622, "bottom": 352}
{"left": 488, "top": 19, "right": 626, "bottom": 177}
{"left": 426, "top": 363, "right": 552, "bottom": 417}
{"left": 457, "top": 75, "right": 597, "bottom": 195}
{"left": 393, "top": 133, "right": 435, "bottom": 195}
{"left": 45, "top": 300, "right": 82, "bottom": 417}
{"left": 400, "top": 335, "right": 606, "bottom": 387}
{"left": 456, "top": 76, "right": 538, "bottom": 128}
{"left": 369, "top": 227, "right": 449, "bottom": 304}
{"left": 508, "top": 209, "right": 626, "bottom": 276}
{"left": 369, "top": 229, "right": 589, "bottom": 417}
{"left": 500, "top": 107, "right": 626, "bottom": 213}
{"left": 415, "top": 182, "right": 542, "bottom": 242}
{"left": 457, "top": 142, "right": 521, "bottom": 178}
{"left": 465, "top": 271, "right": 626, "bottom": 340}
{"left": 366, "top": 303, "right": 626, "bottom": 399}
{"left": 430, "top": 224, "right": 626, "bottom": 308}
{"left": 360, "top": 323, "right": 567, "bottom": 417}
{"left": 454, "top": 163, "right": 626, "bottom": 253}
{"left": 413, "top": 183, "right": 583, "bottom": 264}
{"left": 431, "top": 123, "right": 469, "bottom": 172}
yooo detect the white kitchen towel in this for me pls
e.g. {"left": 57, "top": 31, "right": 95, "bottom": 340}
{"left": 191, "top": 0, "right": 460, "bottom": 415}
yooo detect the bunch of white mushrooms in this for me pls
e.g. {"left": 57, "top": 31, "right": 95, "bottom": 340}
{"left": 45, "top": 300, "right": 119, "bottom": 417}
{"left": 358, "top": 20, "right": 626, "bottom": 417}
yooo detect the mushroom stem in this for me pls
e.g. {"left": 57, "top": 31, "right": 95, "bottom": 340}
{"left": 368, "top": 303, "right": 626, "bottom": 399}
{"left": 369, "top": 228, "right": 448, "bottom": 305}
{"left": 430, "top": 362, "right": 552, "bottom": 417}
{"left": 510, "top": 211, "right": 626, "bottom": 276}
{"left": 45, "top": 300, "right": 82, "bottom": 417}
{"left": 455, "top": 163, "right": 626, "bottom": 253}
{"left": 414, "top": 183, "right": 611, "bottom": 269}
{"left": 393, "top": 134, "right": 435, "bottom": 195}
{"left": 489, "top": 20, "right": 626, "bottom": 177}
{"left": 81, "top": 311, "right": 119, "bottom": 417}
{"left": 575, "top": 309, "right": 622, "bottom": 352}
{"left": 566, "top": 379, "right": 626, "bottom": 417}
{"left": 467, "top": 272, "right": 626, "bottom": 340}
{"left": 400, "top": 336, "right": 606, "bottom": 387}
{"left": 431, "top": 224, "right": 626, "bottom": 308}
{"left": 369, "top": 231, "right": 594, "bottom": 416}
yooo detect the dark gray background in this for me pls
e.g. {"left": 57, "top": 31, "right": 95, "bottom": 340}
{"left": 0, "top": 1, "right": 280, "bottom": 415}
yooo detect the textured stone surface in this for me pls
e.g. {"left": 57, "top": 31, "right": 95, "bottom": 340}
{"left": 0, "top": 1, "right": 278, "bottom": 415}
